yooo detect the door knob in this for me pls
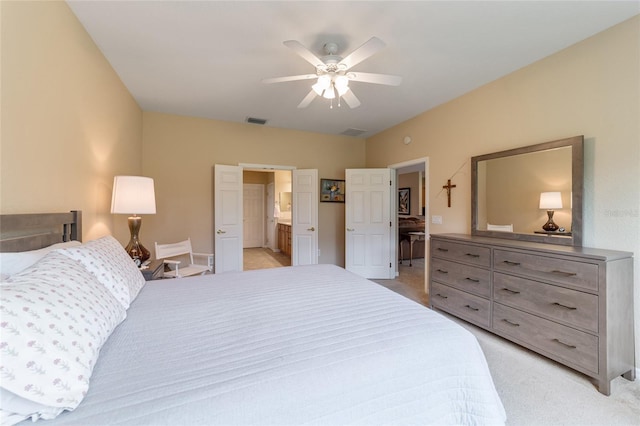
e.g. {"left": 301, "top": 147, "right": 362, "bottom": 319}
{"left": 307, "top": 227, "right": 315, "bottom": 231}
{"left": 216, "top": 229, "right": 226, "bottom": 234}
{"left": 347, "top": 228, "right": 355, "bottom": 232}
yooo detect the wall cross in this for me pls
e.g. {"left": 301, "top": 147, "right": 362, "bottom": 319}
{"left": 443, "top": 179, "right": 457, "bottom": 208}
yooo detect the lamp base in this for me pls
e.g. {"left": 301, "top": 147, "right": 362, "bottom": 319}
{"left": 125, "top": 216, "right": 150, "bottom": 265}
{"left": 542, "top": 210, "right": 560, "bottom": 232}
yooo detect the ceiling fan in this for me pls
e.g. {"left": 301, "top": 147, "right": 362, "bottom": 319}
{"left": 262, "top": 37, "right": 402, "bottom": 109}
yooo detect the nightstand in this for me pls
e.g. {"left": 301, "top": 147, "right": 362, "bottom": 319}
{"left": 141, "top": 259, "right": 165, "bottom": 281}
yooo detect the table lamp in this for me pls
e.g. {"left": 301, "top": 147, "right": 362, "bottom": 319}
{"left": 111, "top": 176, "right": 156, "bottom": 264}
{"left": 539, "top": 191, "right": 562, "bottom": 232}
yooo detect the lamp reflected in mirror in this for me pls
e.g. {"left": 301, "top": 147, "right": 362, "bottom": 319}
{"left": 539, "top": 191, "right": 562, "bottom": 232}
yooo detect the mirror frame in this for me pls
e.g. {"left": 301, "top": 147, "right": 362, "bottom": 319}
{"left": 471, "top": 135, "right": 583, "bottom": 247}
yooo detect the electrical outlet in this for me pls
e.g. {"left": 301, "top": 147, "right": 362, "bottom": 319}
{"left": 432, "top": 215, "right": 443, "bottom": 224}
{"left": 317, "top": 249, "right": 321, "bottom": 257}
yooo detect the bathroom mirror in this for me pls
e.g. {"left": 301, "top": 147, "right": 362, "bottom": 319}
{"left": 279, "top": 192, "right": 292, "bottom": 212}
{"left": 471, "top": 135, "right": 583, "bottom": 246}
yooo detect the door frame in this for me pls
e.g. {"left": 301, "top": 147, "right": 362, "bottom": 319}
{"left": 388, "top": 157, "right": 430, "bottom": 291}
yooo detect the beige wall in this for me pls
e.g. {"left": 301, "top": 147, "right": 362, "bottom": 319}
{"left": 0, "top": 1, "right": 143, "bottom": 242}
{"left": 366, "top": 16, "right": 640, "bottom": 367}
{"left": 141, "top": 112, "right": 366, "bottom": 266}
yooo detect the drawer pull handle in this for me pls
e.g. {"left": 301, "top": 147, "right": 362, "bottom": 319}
{"left": 503, "top": 260, "right": 521, "bottom": 266}
{"left": 501, "top": 288, "right": 521, "bottom": 295}
{"left": 465, "top": 277, "right": 480, "bottom": 283}
{"left": 465, "top": 305, "right": 479, "bottom": 311}
{"left": 436, "top": 269, "right": 449, "bottom": 274}
{"left": 502, "top": 319, "right": 520, "bottom": 327}
{"left": 465, "top": 253, "right": 480, "bottom": 258}
{"left": 552, "top": 338, "right": 577, "bottom": 349}
{"left": 552, "top": 302, "right": 577, "bottom": 310}
{"left": 551, "top": 270, "right": 578, "bottom": 277}
{"left": 437, "top": 248, "right": 449, "bottom": 252}
{"left": 435, "top": 293, "right": 448, "bottom": 299}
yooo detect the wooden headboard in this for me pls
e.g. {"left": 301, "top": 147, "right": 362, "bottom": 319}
{"left": 0, "top": 211, "right": 82, "bottom": 252}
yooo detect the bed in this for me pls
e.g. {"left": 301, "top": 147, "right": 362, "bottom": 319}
{"left": 0, "top": 212, "right": 506, "bottom": 425}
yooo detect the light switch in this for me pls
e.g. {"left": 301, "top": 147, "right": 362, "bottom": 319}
{"left": 432, "top": 215, "right": 443, "bottom": 224}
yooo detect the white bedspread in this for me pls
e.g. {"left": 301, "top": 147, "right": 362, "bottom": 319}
{"left": 43, "top": 264, "right": 506, "bottom": 425}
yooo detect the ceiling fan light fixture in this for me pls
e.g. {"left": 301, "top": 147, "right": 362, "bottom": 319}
{"left": 322, "top": 86, "right": 336, "bottom": 99}
{"left": 266, "top": 37, "right": 399, "bottom": 109}
{"left": 335, "top": 75, "right": 349, "bottom": 89}
{"left": 336, "top": 84, "right": 349, "bottom": 97}
{"left": 312, "top": 75, "right": 331, "bottom": 96}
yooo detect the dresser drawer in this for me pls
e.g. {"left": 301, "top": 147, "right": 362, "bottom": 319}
{"left": 494, "top": 273, "right": 598, "bottom": 333}
{"left": 431, "top": 258, "right": 491, "bottom": 298}
{"left": 431, "top": 240, "right": 491, "bottom": 268}
{"left": 494, "top": 250, "right": 598, "bottom": 292}
{"left": 493, "top": 303, "right": 598, "bottom": 374}
{"left": 431, "top": 282, "right": 491, "bottom": 328}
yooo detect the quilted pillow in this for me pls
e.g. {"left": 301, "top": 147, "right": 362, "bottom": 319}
{"left": 0, "top": 251, "right": 126, "bottom": 421}
{"left": 58, "top": 235, "right": 145, "bottom": 309}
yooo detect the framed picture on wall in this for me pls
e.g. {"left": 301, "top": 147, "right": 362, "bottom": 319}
{"left": 320, "top": 179, "right": 345, "bottom": 202}
{"left": 398, "top": 188, "right": 410, "bottom": 214}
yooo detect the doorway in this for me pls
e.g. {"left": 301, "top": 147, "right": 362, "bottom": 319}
{"left": 242, "top": 169, "right": 292, "bottom": 271}
{"left": 390, "top": 158, "right": 429, "bottom": 303}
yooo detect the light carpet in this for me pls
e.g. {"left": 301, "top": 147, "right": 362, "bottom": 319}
{"left": 374, "top": 271, "right": 640, "bottom": 426}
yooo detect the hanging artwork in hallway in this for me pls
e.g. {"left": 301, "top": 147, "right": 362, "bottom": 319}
{"left": 320, "top": 179, "right": 345, "bottom": 202}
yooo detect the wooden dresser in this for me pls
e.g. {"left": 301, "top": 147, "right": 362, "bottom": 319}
{"left": 429, "top": 233, "right": 635, "bottom": 395}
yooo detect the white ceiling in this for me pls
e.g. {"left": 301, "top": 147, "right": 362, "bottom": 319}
{"left": 67, "top": 1, "right": 639, "bottom": 139}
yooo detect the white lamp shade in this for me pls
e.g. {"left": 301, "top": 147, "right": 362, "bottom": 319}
{"left": 111, "top": 176, "right": 156, "bottom": 215}
{"left": 539, "top": 191, "right": 563, "bottom": 210}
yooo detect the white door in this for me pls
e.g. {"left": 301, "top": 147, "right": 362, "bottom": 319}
{"left": 243, "top": 184, "right": 264, "bottom": 248}
{"left": 214, "top": 164, "right": 243, "bottom": 273}
{"left": 345, "top": 168, "right": 394, "bottom": 278}
{"left": 292, "top": 169, "right": 318, "bottom": 266}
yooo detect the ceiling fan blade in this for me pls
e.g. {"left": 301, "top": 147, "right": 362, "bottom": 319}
{"left": 338, "top": 37, "right": 385, "bottom": 70}
{"left": 262, "top": 74, "right": 317, "bottom": 84}
{"left": 283, "top": 40, "right": 325, "bottom": 68}
{"left": 341, "top": 90, "right": 361, "bottom": 109}
{"left": 348, "top": 72, "right": 402, "bottom": 86}
{"left": 297, "top": 90, "right": 317, "bottom": 108}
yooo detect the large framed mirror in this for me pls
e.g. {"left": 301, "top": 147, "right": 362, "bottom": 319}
{"left": 471, "top": 135, "right": 583, "bottom": 246}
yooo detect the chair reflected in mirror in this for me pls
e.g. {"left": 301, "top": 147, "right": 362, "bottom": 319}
{"left": 487, "top": 223, "right": 513, "bottom": 232}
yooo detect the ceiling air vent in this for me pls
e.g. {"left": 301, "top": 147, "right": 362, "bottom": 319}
{"left": 340, "top": 128, "right": 367, "bottom": 137}
{"left": 246, "top": 117, "right": 268, "bottom": 125}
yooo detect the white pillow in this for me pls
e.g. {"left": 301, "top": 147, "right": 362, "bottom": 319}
{"left": 0, "top": 389, "right": 64, "bottom": 425}
{"left": 0, "top": 241, "right": 81, "bottom": 278}
{"left": 58, "top": 235, "right": 146, "bottom": 309}
{"left": 0, "top": 251, "right": 126, "bottom": 421}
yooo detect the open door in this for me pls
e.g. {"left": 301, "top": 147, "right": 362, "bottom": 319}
{"left": 345, "top": 168, "right": 394, "bottom": 279}
{"left": 214, "top": 164, "right": 243, "bottom": 273}
{"left": 292, "top": 169, "right": 318, "bottom": 266}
